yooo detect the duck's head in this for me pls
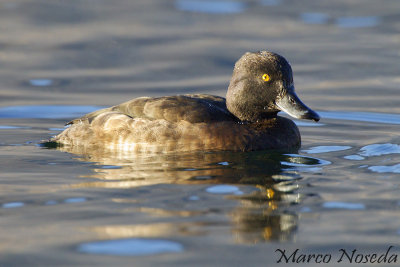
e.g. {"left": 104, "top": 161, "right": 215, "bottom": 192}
{"left": 226, "top": 51, "right": 320, "bottom": 122}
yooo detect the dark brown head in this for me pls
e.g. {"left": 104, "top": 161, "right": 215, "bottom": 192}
{"left": 226, "top": 51, "right": 319, "bottom": 122}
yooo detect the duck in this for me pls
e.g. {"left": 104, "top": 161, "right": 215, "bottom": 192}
{"left": 49, "top": 51, "right": 319, "bottom": 153}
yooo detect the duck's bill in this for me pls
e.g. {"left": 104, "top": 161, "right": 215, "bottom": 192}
{"left": 276, "top": 89, "right": 320, "bottom": 122}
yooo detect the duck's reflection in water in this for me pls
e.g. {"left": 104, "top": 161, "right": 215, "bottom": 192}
{"left": 230, "top": 184, "right": 299, "bottom": 243}
{"left": 54, "top": 145, "right": 317, "bottom": 243}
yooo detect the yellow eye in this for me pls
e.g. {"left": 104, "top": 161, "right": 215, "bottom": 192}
{"left": 262, "top": 73, "right": 270, "bottom": 82}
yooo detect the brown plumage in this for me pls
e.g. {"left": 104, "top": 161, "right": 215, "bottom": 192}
{"left": 50, "top": 51, "right": 319, "bottom": 153}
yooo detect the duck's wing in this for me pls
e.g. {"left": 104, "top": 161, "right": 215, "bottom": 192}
{"left": 67, "top": 94, "right": 237, "bottom": 125}
{"left": 66, "top": 106, "right": 115, "bottom": 125}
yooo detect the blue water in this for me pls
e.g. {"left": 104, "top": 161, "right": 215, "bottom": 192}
{"left": 206, "top": 185, "right": 244, "bottom": 195}
{"left": 2, "top": 105, "right": 400, "bottom": 126}
{"left": 301, "top": 13, "right": 330, "bottom": 25}
{"left": 336, "top": 16, "right": 380, "bottom": 28}
{"left": 1, "top": 0, "right": 399, "bottom": 265}
{"left": 175, "top": 0, "right": 247, "bottom": 14}
{"left": 0, "top": 105, "right": 100, "bottom": 119}
{"left": 322, "top": 202, "right": 366, "bottom": 210}
{"left": 4, "top": 104, "right": 394, "bottom": 180}
{"left": 29, "top": 79, "right": 54, "bottom": 87}
{"left": 2, "top": 77, "right": 399, "bottom": 266}
{"left": 300, "top": 13, "right": 380, "bottom": 28}
{"left": 78, "top": 238, "right": 184, "bottom": 256}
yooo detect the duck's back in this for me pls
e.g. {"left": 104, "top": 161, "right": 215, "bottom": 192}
{"left": 52, "top": 94, "right": 300, "bottom": 153}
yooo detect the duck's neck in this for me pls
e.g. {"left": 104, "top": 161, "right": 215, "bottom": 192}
{"left": 236, "top": 113, "right": 279, "bottom": 125}
{"left": 226, "top": 81, "right": 278, "bottom": 122}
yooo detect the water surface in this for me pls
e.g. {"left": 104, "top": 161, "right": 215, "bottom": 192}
{"left": 1, "top": 0, "right": 400, "bottom": 266}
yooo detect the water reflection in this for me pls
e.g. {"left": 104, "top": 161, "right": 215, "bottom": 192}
{"left": 29, "top": 79, "right": 53, "bottom": 87}
{"left": 78, "top": 238, "right": 184, "bottom": 256}
{"left": 304, "top": 145, "right": 351, "bottom": 154}
{"left": 206, "top": 185, "right": 243, "bottom": 194}
{"left": 3, "top": 105, "right": 399, "bottom": 125}
{"left": 343, "top": 155, "right": 364, "bottom": 161}
{"left": 46, "top": 145, "right": 326, "bottom": 243}
{"left": 64, "top": 197, "right": 87, "bottom": 203}
{"left": 0, "top": 125, "right": 31, "bottom": 129}
{"left": 2, "top": 202, "right": 25, "bottom": 209}
{"left": 323, "top": 202, "right": 365, "bottom": 210}
{"left": 0, "top": 105, "right": 100, "bottom": 119}
{"left": 58, "top": 148, "right": 289, "bottom": 187}
{"left": 368, "top": 164, "right": 400, "bottom": 174}
{"left": 300, "top": 13, "right": 329, "bottom": 25}
{"left": 281, "top": 154, "right": 330, "bottom": 167}
{"left": 336, "top": 16, "right": 380, "bottom": 28}
{"left": 230, "top": 188, "right": 299, "bottom": 243}
{"left": 175, "top": 0, "right": 247, "bottom": 14}
{"left": 299, "top": 14, "right": 380, "bottom": 28}
{"left": 90, "top": 222, "right": 208, "bottom": 240}
{"left": 317, "top": 111, "right": 400, "bottom": 125}
{"left": 259, "top": 0, "right": 281, "bottom": 6}
{"left": 359, "top": 143, "right": 400, "bottom": 157}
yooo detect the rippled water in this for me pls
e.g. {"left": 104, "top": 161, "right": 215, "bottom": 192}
{"left": 78, "top": 238, "right": 184, "bottom": 256}
{"left": 175, "top": 0, "right": 247, "bottom": 14}
{"left": 1, "top": 0, "right": 400, "bottom": 266}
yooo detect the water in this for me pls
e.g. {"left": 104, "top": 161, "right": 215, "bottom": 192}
{"left": 301, "top": 13, "right": 330, "bottom": 25}
{"left": 1, "top": 0, "right": 400, "bottom": 266}
{"left": 300, "top": 13, "right": 381, "bottom": 28}
{"left": 29, "top": 79, "right": 54, "bottom": 87}
{"left": 175, "top": 0, "right": 247, "bottom": 14}
{"left": 78, "top": 238, "right": 184, "bottom": 256}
